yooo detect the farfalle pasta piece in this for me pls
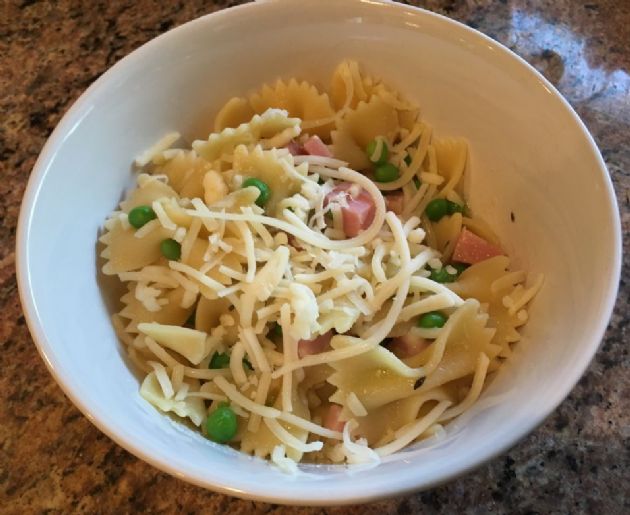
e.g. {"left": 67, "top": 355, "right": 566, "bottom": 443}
{"left": 100, "top": 175, "right": 180, "bottom": 275}
{"left": 249, "top": 78, "right": 335, "bottom": 139}
{"left": 185, "top": 240, "right": 244, "bottom": 283}
{"left": 301, "top": 364, "right": 334, "bottom": 393}
{"left": 119, "top": 174, "right": 179, "bottom": 213}
{"left": 488, "top": 301, "right": 527, "bottom": 357}
{"left": 231, "top": 144, "right": 306, "bottom": 215}
{"left": 158, "top": 150, "right": 220, "bottom": 201}
{"left": 432, "top": 212, "right": 464, "bottom": 261}
{"left": 118, "top": 285, "right": 193, "bottom": 333}
{"left": 214, "top": 97, "right": 256, "bottom": 132}
{"left": 329, "top": 123, "right": 371, "bottom": 171}
{"left": 451, "top": 256, "right": 541, "bottom": 356}
{"left": 210, "top": 187, "right": 261, "bottom": 212}
{"left": 194, "top": 295, "right": 232, "bottom": 333}
{"left": 100, "top": 218, "right": 172, "bottom": 275}
{"left": 330, "top": 60, "right": 419, "bottom": 130}
{"left": 180, "top": 239, "right": 247, "bottom": 304}
{"left": 397, "top": 108, "right": 421, "bottom": 132}
{"left": 192, "top": 109, "right": 301, "bottom": 162}
{"left": 450, "top": 256, "right": 511, "bottom": 303}
{"left": 327, "top": 338, "right": 419, "bottom": 412}
{"left": 372, "top": 82, "right": 419, "bottom": 115}
{"left": 353, "top": 387, "right": 452, "bottom": 446}
{"left": 240, "top": 415, "right": 283, "bottom": 459}
{"left": 405, "top": 300, "right": 499, "bottom": 391}
{"left": 331, "top": 95, "right": 399, "bottom": 170}
{"left": 138, "top": 323, "right": 211, "bottom": 365}
{"left": 433, "top": 137, "right": 468, "bottom": 197}
{"left": 202, "top": 170, "right": 229, "bottom": 206}
{"left": 330, "top": 59, "right": 375, "bottom": 111}
{"left": 140, "top": 371, "right": 206, "bottom": 426}
{"left": 240, "top": 386, "right": 310, "bottom": 461}
{"left": 338, "top": 95, "right": 400, "bottom": 149}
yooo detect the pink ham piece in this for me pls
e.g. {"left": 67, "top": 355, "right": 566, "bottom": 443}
{"left": 385, "top": 192, "right": 404, "bottom": 215}
{"left": 323, "top": 404, "right": 345, "bottom": 433}
{"left": 388, "top": 334, "right": 430, "bottom": 359}
{"left": 286, "top": 140, "right": 305, "bottom": 156}
{"left": 452, "top": 228, "right": 504, "bottom": 264}
{"left": 324, "top": 183, "right": 376, "bottom": 238}
{"left": 303, "top": 135, "right": 333, "bottom": 157}
{"left": 298, "top": 331, "right": 333, "bottom": 359}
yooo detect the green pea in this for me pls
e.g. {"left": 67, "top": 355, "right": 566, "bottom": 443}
{"left": 425, "top": 198, "right": 449, "bottom": 221}
{"left": 128, "top": 205, "right": 156, "bottom": 229}
{"left": 270, "top": 322, "right": 283, "bottom": 338}
{"left": 446, "top": 200, "right": 464, "bottom": 215}
{"left": 374, "top": 163, "right": 400, "bottom": 183}
{"left": 206, "top": 405, "right": 238, "bottom": 443}
{"left": 429, "top": 268, "right": 455, "bottom": 283}
{"left": 429, "top": 263, "right": 469, "bottom": 283}
{"left": 242, "top": 177, "right": 271, "bottom": 208}
{"left": 417, "top": 311, "right": 448, "bottom": 328}
{"left": 209, "top": 352, "right": 230, "bottom": 369}
{"left": 160, "top": 238, "right": 181, "bottom": 260}
{"left": 365, "top": 138, "right": 389, "bottom": 164}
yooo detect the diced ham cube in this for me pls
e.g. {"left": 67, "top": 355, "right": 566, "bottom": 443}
{"left": 286, "top": 140, "right": 305, "bottom": 156}
{"left": 324, "top": 182, "right": 353, "bottom": 201}
{"left": 303, "top": 135, "right": 333, "bottom": 157}
{"left": 340, "top": 196, "right": 375, "bottom": 237}
{"left": 387, "top": 333, "right": 430, "bottom": 359}
{"left": 324, "top": 183, "right": 376, "bottom": 238}
{"left": 452, "top": 228, "right": 503, "bottom": 264}
{"left": 385, "top": 192, "right": 404, "bottom": 215}
{"left": 323, "top": 404, "right": 345, "bottom": 433}
{"left": 298, "top": 331, "right": 333, "bottom": 359}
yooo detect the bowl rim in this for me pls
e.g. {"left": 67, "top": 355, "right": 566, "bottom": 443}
{"left": 16, "top": 0, "right": 622, "bottom": 505}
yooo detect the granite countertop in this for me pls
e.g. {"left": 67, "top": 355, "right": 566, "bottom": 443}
{"left": 1, "top": 0, "right": 628, "bottom": 513}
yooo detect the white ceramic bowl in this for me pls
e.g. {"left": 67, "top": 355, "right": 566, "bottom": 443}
{"left": 17, "top": 0, "right": 621, "bottom": 505}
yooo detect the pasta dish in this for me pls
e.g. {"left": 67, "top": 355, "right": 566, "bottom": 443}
{"left": 100, "top": 61, "right": 542, "bottom": 471}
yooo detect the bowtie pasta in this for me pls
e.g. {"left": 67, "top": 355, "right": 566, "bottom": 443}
{"left": 100, "top": 60, "right": 543, "bottom": 471}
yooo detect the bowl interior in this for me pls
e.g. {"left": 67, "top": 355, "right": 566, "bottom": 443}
{"left": 18, "top": 0, "right": 620, "bottom": 505}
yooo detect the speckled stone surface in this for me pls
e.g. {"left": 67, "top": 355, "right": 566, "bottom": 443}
{"left": 1, "top": 0, "right": 628, "bottom": 513}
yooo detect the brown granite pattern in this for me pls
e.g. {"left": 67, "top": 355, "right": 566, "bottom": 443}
{"left": 1, "top": 0, "right": 628, "bottom": 513}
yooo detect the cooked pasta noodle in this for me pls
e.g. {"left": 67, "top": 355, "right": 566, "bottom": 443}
{"left": 99, "top": 60, "right": 542, "bottom": 472}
